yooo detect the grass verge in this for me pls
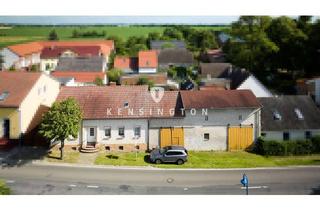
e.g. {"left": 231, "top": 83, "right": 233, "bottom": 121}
{"left": 45, "top": 149, "right": 80, "bottom": 163}
{"left": 94, "top": 151, "right": 320, "bottom": 168}
{"left": 0, "top": 180, "right": 11, "bottom": 195}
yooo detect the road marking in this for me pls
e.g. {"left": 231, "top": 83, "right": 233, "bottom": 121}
{"left": 87, "top": 185, "right": 99, "bottom": 189}
{"left": 241, "top": 186, "right": 269, "bottom": 189}
{"left": 68, "top": 184, "right": 77, "bottom": 187}
{"left": 6, "top": 180, "right": 15, "bottom": 184}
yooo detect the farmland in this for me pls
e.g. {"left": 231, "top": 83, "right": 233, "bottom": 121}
{"left": 0, "top": 25, "right": 229, "bottom": 48}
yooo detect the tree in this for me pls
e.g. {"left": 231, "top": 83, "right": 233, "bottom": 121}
{"left": 267, "top": 16, "right": 308, "bottom": 74}
{"left": 48, "top": 29, "right": 59, "bottom": 41}
{"left": 136, "top": 77, "right": 154, "bottom": 89}
{"left": 94, "top": 77, "right": 104, "bottom": 86}
{"left": 39, "top": 98, "right": 82, "bottom": 160}
{"left": 9, "top": 65, "right": 16, "bottom": 71}
{"left": 162, "top": 27, "right": 184, "bottom": 40}
{"left": 306, "top": 19, "right": 320, "bottom": 76}
{"left": 107, "top": 68, "right": 123, "bottom": 84}
{"left": 125, "top": 36, "right": 148, "bottom": 56}
{"left": 224, "top": 16, "right": 279, "bottom": 72}
{"left": 30, "top": 64, "right": 39, "bottom": 72}
{"left": 72, "top": 29, "right": 80, "bottom": 38}
{"left": 188, "top": 30, "right": 218, "bottom": 51}
{"left": 147, "top": 32, "right": 162, "bottom": 48}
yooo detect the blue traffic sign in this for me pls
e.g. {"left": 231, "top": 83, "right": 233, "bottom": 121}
{"left": 240, "top": 174, "right": 248, "bottom": 187}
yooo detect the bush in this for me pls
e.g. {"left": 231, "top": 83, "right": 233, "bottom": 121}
{"left": 0, "top": 180, "right": 10, "bottom": 195}
{"left": 311, "top": 136, "right": 320, "bottom": 153}
{"left": 253, "top": 137, "right": 317, "bottom": 156}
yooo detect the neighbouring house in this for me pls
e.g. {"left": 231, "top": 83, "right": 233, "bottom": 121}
{"left": 200, "top": 48, "right": 226, "bottom": 63}
{"left": 150, "top": 40, "right": 186, "bottom": 50}
{"left": 114, "top": 56, "right": 138, "bottom": 74}
{"left": 199, "top": 63, "right": 273, "bottom": 97}
{"left": 306, "top": 77, "right": 320, "bottom": 106}
{"left": 0, "top": 42, "right": 43, "bottom": 69}
{"left": 1, "top": 40, "right": 114, "bottom": 70}
{"left": 258, "top": 96, "right": 320, "bottom": 141}
{"left": 40, "top": 46, "right": 102, "bottom": 73}
{"left": 0, "top": 72, "right": 60, "bottom": 144}
{"left": 56, "top": 86, "right": 182, "bottom": 152}
{"left": 51, "top": 56, "right": 107, "bottom": 86}
{"left": 149, "top": 90, "right": 262, "bottom": 151}
{"left": 138, "top": 50, "right": 158, "bottom": 73}
{"left": 158, "top": 48, "right": 194, "bottom": 69}
{"left": 120, "top": 73, "right": 168, "bottom": 87}
{"left": 56, "top": 85, "right": 261, "bottom": 152}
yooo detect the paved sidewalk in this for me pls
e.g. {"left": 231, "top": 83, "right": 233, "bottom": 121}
{"left": 78, "top": 152, "right": 98, "bottom": 165}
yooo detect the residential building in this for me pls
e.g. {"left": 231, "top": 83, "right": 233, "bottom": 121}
{"left": 51, "top": 56, "right": 107, "bottom": 86}
{"left": 258, "top": 96, "right": 320, "bottom": 141}
{"left": 57, "top": 86, "right": 261, "bottom": 152}
{"left": 150, "top": 40, "right": 186, "bottom": 50}
{"left": 138, "top": 50, "right": 158, "bottom": 73}
{"left": 1, "top": 40, "right": 114, "bottom": 70}
{"left": 149, "top": 90, "right": 261, "bottom": 151}
{"left": 40, "top": 46, "right": 102, "bottom": 73}
{"left": 199, "top": 63, "right": 273, "bottom": 97}
{"left": 158, "top": 48, "right": 194, "bottom": 69}
{"left": 0, "top": 72, "right": 60, "bottom": 143}
{"left": 114, "top": 56, "right": 138, "bottom": 73}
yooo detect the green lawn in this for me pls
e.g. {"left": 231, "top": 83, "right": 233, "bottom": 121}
{"left": 94, "top": 151, "right": 320, "bottom": 168}
{"left": 0, "top": 25, "right": 229, "bottom": 48}
{"left": 0, "top": 180, "right": 11, "bottom": 195}
{"left": 45, "top": 148, "right": 80, "bottom": 163}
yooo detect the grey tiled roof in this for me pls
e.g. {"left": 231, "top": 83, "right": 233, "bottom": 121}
{"left": 259, "top": 96, "right": 320, "bottom": 131}
{"left": 158, "top": 49, "right": 194, "bottom": 65}
{"left": 55, "top": 56, "right": 105, "bottom": 72}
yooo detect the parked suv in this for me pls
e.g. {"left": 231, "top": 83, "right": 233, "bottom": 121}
{"left": 150, "top": 146, "right": 188, "bottom": 165}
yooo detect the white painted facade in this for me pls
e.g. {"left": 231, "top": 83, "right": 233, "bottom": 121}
{"left": 149, "top": 108, "right": 260, "bottom": 151}
{"left": 65, "top": 119, "right": 148, "bottom": 146}
{"left": 138, "top": 67, "right": 157, "bottom": 74}
{"left": 237, "top": 75, "right": 273, "bottom": 97}
{"left": 0, "top": 48, "right": 19, "bottom": 69}
{"left": 262, "top": 129, "right": 320, "bottom": 141}
{"left": 40, "top": 58, "right": 58, "bottom": 73}
{"left": 0, "top": 48, "right": 41, "bottom": 69}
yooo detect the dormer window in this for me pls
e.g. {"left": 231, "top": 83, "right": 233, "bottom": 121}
{"left": 294, "top": 108, "right": 304, "bottom": 120}
{"left": 0, "top": 91, "right": 9, "bottom": 101}
{"left": 124, "top": 102, "right": 129, "bottom": 108}
{"left": 273, "top": 110, "right": 282, "bottom": 121}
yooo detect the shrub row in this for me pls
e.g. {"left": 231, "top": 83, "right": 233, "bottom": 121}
{"left": 252, "top": 136, "right": 320, "bottom": 156}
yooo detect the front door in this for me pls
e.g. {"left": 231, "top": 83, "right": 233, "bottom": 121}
{"left": 87, "top": 127, "right": 96, "bottom": 143}
{"left": 3, "top": 119, "right": 10, "bottom": 138}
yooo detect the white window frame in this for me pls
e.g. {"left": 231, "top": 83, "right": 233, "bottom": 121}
{"left": 118, "top": 126, "right": 125, "bottom": 138}
{"left": 134, "top": 126, "right": 141, "bottom": 138}
{"left": 104, "top": 126, "right": 111, "bottom": 139}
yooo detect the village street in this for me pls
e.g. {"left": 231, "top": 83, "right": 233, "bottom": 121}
{"left": 1, "top": 163, "right": 320, "bottom": 195}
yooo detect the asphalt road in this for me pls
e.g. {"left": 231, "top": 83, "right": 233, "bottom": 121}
{"left": 1, "top": 163, "right": 320, "bottom": 195}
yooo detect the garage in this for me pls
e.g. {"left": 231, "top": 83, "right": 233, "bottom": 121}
{"left": 160, "top": 127, "right": 184, "bottom": 147}
{"left": 228, "top": 126, "right": 253, "bottom": 151}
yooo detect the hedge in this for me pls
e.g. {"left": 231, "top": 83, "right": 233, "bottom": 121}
{"left": 252, "top": 136, "right": 320, "bottom": 156}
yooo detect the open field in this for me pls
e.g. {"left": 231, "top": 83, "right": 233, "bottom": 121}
{"left": 0, "top": 25, "right": 229, "bottom": 48}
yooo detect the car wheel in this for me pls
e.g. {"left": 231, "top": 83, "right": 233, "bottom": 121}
{"left": 177, "top": 159, "right": 184, "bottom": 165}
{"left": 155, "top": 159, "right": 162, "bottom": 164}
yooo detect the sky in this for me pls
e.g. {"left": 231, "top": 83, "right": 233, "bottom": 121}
{"left": 0, "top": 16, "right": 239, "bottom": 25}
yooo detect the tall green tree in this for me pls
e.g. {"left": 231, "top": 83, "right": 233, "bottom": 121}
{"left": 224, "top": 16, "right": 279, "bottom": 72}
{"left": 162, "top": 27, "right": 184, "bottom": 40}
{"left": 306, "top": 19, "right": 320, "bottom": 76}
{"left": 147, "top": 32, "right": 162, "bottom": 48}
{"left": 107, "top": 35, "right": 126, "bottom": 55}
{"left": 188, "top": 30, "right": 218, "bottom": 51}
{"left": 39, "top": 98, "right": 82, "bottom": 159}
{"left": 267, "top": 16, "right": 308, "bottom": 74}
{"left": 48, "top": 29, "right": 59, "bottom": 40}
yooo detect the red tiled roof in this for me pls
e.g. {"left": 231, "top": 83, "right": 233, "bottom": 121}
{"left": 180, "top": 90, "right": 261, "bottom": 109}
{"left": 51, "top": 71, "right": 105, "bottom": 83}
{"left": 138, "top": 50, "right": 158, "bottom": 68}
{"left": 7, "top": 40, "right": 115, "bottom": 57}
{"left": 57, "top": 86, "right": 181, "bottom": 119}
{"left": 0, "top": 72, "right": 42, "bottom": 107}
{"left": 114, "top": 56, "right": 138, "bottom": 70}
{"left": 8, "top": 42, "right": 43, "bottom": 57}
{"left": 40, "top": 46, "right": 101, "bottom": 59}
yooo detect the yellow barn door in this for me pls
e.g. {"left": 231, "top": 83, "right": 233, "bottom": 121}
{"left": 228, "top": 126, "right": 253, "bottom": 151}
{"left": 160, "top": 127, "right": 184, "bottom": 147}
